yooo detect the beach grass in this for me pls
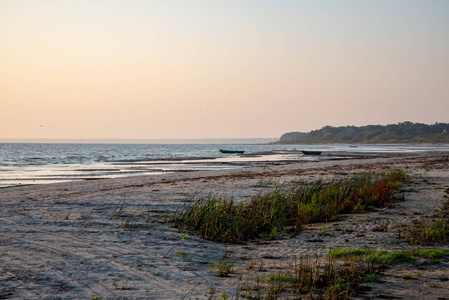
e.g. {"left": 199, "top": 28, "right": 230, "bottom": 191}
{"left": 174, "top": 170, "right": 405, "bottom": 243}
{"left": 208, "top": 258, "right": 234, "bottom": 277}
{"left": 240, "top": 251, "right": 381, "bottom": 299}
{"left": 239, "top": 247, "right": 449, "bottom": 299}
{"left": 403, "top": 198, "right": 449, "bottom": 245}
{"left": 330, "top": 248, "right": 416, "bottom": 265}
{"left": 330, "top": 247, "right": 449, "bottom": 264}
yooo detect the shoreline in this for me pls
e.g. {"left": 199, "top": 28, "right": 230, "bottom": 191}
{"left": 0, "top": 152, "right": 448, "bottom": 299}
{"left": 2, "top": 144, "right": 449, "bottom": 188}
{"left": 0, "top": 149, "right": 349, "bottom": 188}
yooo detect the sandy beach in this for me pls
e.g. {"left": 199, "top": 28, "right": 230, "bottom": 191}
{"left": 1, "top": 151, "right": 449, "bottom": 299}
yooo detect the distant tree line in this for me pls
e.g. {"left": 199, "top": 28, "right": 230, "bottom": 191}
{"left": 279, "top": 122, "right": 449, "bottom": 144}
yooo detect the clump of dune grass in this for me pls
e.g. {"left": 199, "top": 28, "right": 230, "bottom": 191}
{"left": 174, "top": 170, "right": 405, "bottom": 243}
{"left": 208, "top": 258, "right": 234, "bottom": 277}
{"left": 402, "top": 273, "right": 413, "bottom": 280}
{"left": 330, "top": 248, "right": 416, "bottom": 265}
{"left": 411, "top": 248, "right": 449, "bottom": 259}
{"left": 331, "top": 247, "right": 449, "bottom": 265}
{"left": 403, "top": 198, "right": 449, "bottom": 245}
{"left": 238, "top": 247, "right": 449, "bottom": 299}
{"left": 240, "top": 251, "right": 383, "bottom": 299}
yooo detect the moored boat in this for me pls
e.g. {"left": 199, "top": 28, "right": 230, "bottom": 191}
{"left": 219, "top": 149, "right": 245, "bottom": 154}
{"left": 301, "top": 150, "right": 322, "bottom": 156}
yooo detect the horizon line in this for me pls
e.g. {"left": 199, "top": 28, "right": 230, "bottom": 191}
{"left": 0, "top": 137, "right": 279, "bottom": 144}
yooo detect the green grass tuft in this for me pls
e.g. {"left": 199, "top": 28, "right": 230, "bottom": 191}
{"left": 209, "top": 258, "right": 234, "bottom": 277}
{"left": 413, "top": 249, "right": 449, "bottom": 259}
{"left": 402, "top": 273, "right": 413, "bottom": 280}
{"left": 403, "top": 199, "right": 449, "bottom": 245}
{"left": 174, "top": 170, "right": 405, "bottom": 243}
{"left": 330, "top": 248, "right": 416, "bottom": 265}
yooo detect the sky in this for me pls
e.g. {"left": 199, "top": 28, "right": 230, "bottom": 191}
{"left": 1, "top": 0, "right": 449, "bottom": 139}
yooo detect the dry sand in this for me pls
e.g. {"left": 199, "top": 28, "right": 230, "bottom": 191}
{"left": 1, "top": 152, "right": 449, "bottom": 299}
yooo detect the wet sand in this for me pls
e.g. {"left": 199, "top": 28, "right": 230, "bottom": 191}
{"left": 1, "top": 151, "right": 448, "bottom": 299}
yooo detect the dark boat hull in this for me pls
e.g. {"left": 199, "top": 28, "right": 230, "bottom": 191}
{"left": 219, "top": 149, "right": 245, "bottom": 154}
{"left": 301, "top": 150, "right": 321, "bottom": 155}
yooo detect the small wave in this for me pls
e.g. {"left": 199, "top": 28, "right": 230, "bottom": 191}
{"left": 22, "top": 160, "right": 50, "bottom": 166}
{"left": 66, "top": 156, "right": 86, "bottom": 160}
{"left": 96, "top": 156, "right": 110, "bottom": 162}
{"left": 74, "top": 168, "right": 121, "bottom": 172}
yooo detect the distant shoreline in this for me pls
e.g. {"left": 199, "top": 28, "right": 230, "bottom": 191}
{"left": 278, "top": 122, "right": 449, "bottom": 144}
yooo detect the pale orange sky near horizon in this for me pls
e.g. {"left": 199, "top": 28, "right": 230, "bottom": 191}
{"left": 1, "top": 1, "right": 449, "bottom": 139}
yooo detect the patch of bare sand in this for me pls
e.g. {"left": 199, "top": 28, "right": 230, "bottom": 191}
{"left": 0, "top": 153, "right": 448, "bottom": 299}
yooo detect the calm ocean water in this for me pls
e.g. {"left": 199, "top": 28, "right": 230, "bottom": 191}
{"left": 1, "top": 143, "right": 447, "bottom": 187}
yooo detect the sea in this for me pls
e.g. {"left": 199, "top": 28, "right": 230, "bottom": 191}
{"left": 1, "top": 142, "right": 448, "bottom": 188}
